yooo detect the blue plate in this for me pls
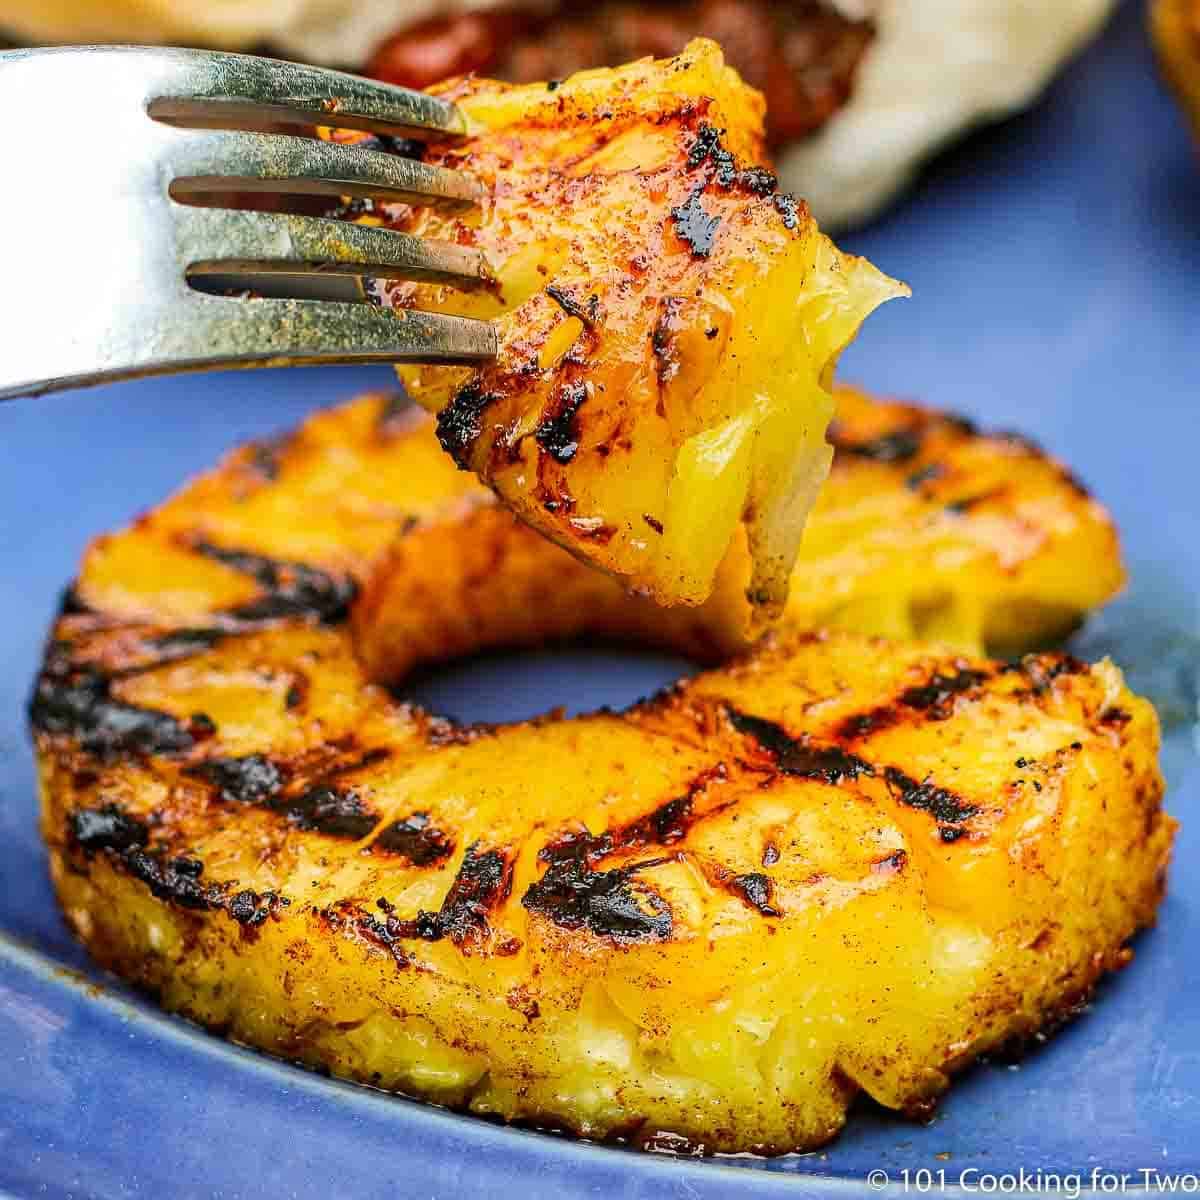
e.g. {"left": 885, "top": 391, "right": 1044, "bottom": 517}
{"left": 2, "top": 4, "right": 1197, "bottom": 1195}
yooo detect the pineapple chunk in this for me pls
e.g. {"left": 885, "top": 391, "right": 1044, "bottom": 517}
{"left": 363, "top": 39, "right": 905, "bottom": 612}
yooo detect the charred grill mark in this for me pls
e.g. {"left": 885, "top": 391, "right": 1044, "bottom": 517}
{"left": 372, "top": 811, "right": 454, "bottom": 866}
{"left": 535, "top": 381, "right": 589, "bottom": 463}
{"left": 68, "top": 804, "right": 150, "bottom": 855}
{"left": 643, "top": 513, "right": 664, "bottom": 534}
{"left": 945, "top": 488, "right": 1007, "bottom": 515}
{"left": 898, "top": 668, "right": 990, "bottom": 719}
{"left": 522, "top": 835, "right": 673, "bottom": 942}
{"left": 98, "top": 839, "right": 290, "bottom": 928}
{"left": 772, "top": 193, "right": 801, "bottom": 229}
{"left": 241, "top": 434, "right": 290, "bottom": 483}
{"left": 58, "top": 584, "right": 93, "bottom": 616}
{"left": 1004, "top": 653, "right": 1088, "bottom": 695}
{"left": 545, "top": 284, "right": 600, "bottom": 328}
{"left": 30, "top": 654, "right": 197, "bottom": 759}
{"left": 832, "top": 426, "right": 924, "bottom": 464}
{"left": 836, "top": 665, "right": 991, "bottom": 739}
{"left": 725, "top": 706, "right": 873, "bottom": 783}
{"left": 520, "top": 768, "right": 727, "bottom": 942}
{"left": 188, "top": 755, "right": 284, "bottom": 805}
{"left": 905, "top": 462, "right": 946, "bottom": 491}
{"left": 191, "top": 542, "right": 356, "bottom": 627}
{"left": 686, "top": 122, "right": 778, "bottom": 195}
{"left": 436, "top": 843, "right": 513, "bottom": 945}
{"left": 141, "top": 628, "right": 225, "bottom": 663}
{"left": 277, "top": 785, "right": 377, "bottom": 840}
{"left": 226, "top": 888, "right": 288, "bottom": 928}
{"left": 728, "top": 872, "right": 780, "bottom": 917}
{"left": 122, "top": 850, "right": 223, "bottom": 911}
{"left": 883, "top": 767, "right": 978, "bottom": 841}
{"left": 436, "top": 381, "right": 501, "bottom": 469}
{"left": 670, "top": 190, "right": 721, "bottom": 257}
{"left": 336, "top": 843, "right": 513, "bottom": 964}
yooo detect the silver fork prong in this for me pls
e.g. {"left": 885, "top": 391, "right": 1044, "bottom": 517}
{"left": 167, "top": 128, "right": 481, "bottom": 208}
{"left": 187, "top": 296, "right": 497, "bottom": 368}
{"left": 145, "top": 50, "right": 469, "bottom": 140}
{"left": 175, "top": 208, "right": 491, "bottom": 287}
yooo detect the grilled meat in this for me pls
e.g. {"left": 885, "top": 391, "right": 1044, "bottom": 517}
{"left": 368, "top": 1, "right": 876, "bottom": 150}
{"left": 33, "top": 387, "right": 1166, "bottom": 1155}
{"left": 352, "top": 40, "right": 904, "bottom": 613}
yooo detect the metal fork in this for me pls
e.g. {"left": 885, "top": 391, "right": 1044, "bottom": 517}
{"left": 0, "top": 46, "right": 497, "bottom": 400}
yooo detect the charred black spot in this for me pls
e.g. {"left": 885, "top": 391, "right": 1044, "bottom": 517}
{"left": 372, "top": 811, "right": 454, "bottom": 866}
{"left": 189, "top": 755, "right": 283, "bottom": 805}
{"left": 535, "top": 381, "right": 588, "bottom": 464}
{"left": 729, "top": 872, "right": 780, "bottom": 917}
{"left": 905, "top": 462, "right": 945, "bottom": 491}
{"left": 243, "top": 435, "right": 289, "bottom": 483}
{"left": 687, "top": 123, "right": 777, "bottom": 195}
{"left": 726, "top": 707, "right": 874, "bottom": 783}
{"left": 762, "top": 841, "right": 780, "bottom": 867}
{"left": 643, "top": 513, "right": 664, "bottom": 535}
{"left": 122, "top": 850, "right": 223, "bottom": 911}
{"left": 58, "top": 584, "right": 93, "bottom": 616}
{"left": 355, "top": 912, "right": 412, "bottom": 967}
{"left": 69, "top": 804, "right": 150, "bottom": 855}
{"left": 30, "top": 661, "right": 195, "bottom": 759}
{"left": 1006, "top": 653, "right": 1088, "bottom": 694}
{"left": 884, "top": 766, "right": 978, "bottom": 831}
{"left": 226, "top": 888, "right": 284, "bottom": 927}
{"left": 1101, "top": 707, "right": 1131, "bottom": 726}
{"left": 833, "top": 427, "right": 924, "bottom": 464}
{"left": 523, "top": 833, "right": 672, "bottom": 943}
{"left": 192, "top": 542, "right": 356, "bottom": 626}
{"left": 670, "top": 190, "right": 721, "bottom": 257}
{"left": 437, "top": 843, "right": 513, "bottom": 945}
{"left": 436, "top": 381, "right": 500, "bottom": 469}
{"left": 278, "top": 785, "right": 377, "bottom": 840}
{"left": 773, "top": 192, "right": 801, "bottom": 229}
{"left": 141, "top": 628, "right": 224, "bottom": 663}
{"left": 945, "top": 490, "right": 1003, "bottom": 515}
{"left": 837, "top": 665, "right": 991, "bottom": 739}
{"left": 626, "top": 796, "right": 693, "bottom": 846}
{"left": 357, "top": 133, "right": 425, "bottom": 158}
{"left": 545, "top": 284, "right": 600, "bottom": 328}
{"left": 898, "top": 668, "right": 989, "bottom": 720}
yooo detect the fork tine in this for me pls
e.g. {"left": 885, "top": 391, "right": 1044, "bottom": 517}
{"left": 175, "top": 208, "right": 491, "bottom": 287}
{"left": 167, "top": 129, "right": 481, "bottom": 208}
{"left": 188, "top": 295, "right": 497, "bottom": 366}
{"left": 147, "top": 52, "right": 468, "bottom": 140}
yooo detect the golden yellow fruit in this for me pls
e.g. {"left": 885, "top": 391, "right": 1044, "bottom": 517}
{"left": 1153, "top": 0, "right": 1200, "bottom": 142}
{"left": 353, "top": 39, "right": 905, "bottom": 612}
{"left": 34, "top": 388, "right": 1166, "bottom": 1155}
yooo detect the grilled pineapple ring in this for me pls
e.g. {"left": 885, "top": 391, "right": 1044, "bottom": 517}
{"left": 360, "top": 40, "right": 905, "bottom": 613}
{"left": 34, "top": 388, "right": 1170, "bottom": 1155}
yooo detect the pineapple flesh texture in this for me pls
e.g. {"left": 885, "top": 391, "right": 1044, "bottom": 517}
{"left": 33, "top": 388, "right": 1167, "bottom": 1156}
{"left": 356, "top": 39, "right": 906, "bottom": 613}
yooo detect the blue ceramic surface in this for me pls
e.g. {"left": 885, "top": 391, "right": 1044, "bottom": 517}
{"left": 1, "top": 3, "right": 1197, "bottom": 1195}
